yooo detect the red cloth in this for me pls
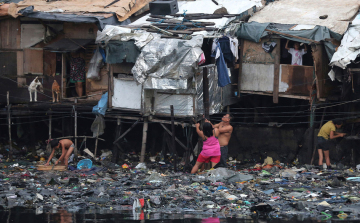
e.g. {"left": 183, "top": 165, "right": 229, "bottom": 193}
{"left": 197, "top": 154, "right": 221, "bottom": 163}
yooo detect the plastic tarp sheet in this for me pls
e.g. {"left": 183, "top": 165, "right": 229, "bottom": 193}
{"left": 196, "top": 64, "right": 221, "bottom": 115}
{"left": 15, "top": 6, "right": 129, "bottom": 30}
{"left": 132, "top": 35, "right": 204, "bottom": 90}
{"left": 330, "top": 14, "right": 360, "bottom": 69}
{"left": 91, "top": 115, "right": 105, "bottom": 137}
{"left": 92, "top": 92, "right": 108, "bottom": 116}
{"left": 248, "top": 0, "right": 360, "bottom": 35}
{"left": 106, "top": 40, "right": 141, "bottom": 64}
{"left": 96, "top": 26, "right": 154, "bottom": 48}
{"left": 236, "top": 22, "right": 342, "bottom": 60}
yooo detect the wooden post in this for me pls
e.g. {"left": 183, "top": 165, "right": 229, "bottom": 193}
{"left": 113, "top": 119, "right": 140, "bottom": 144}
{"left": 311, "top": 107, "right": 325, "bottom": 165}
{"left": 74, "top": 98, "right": 78, "bottom": 158}
{"left": 203, "top": 66, "right": 210, "bottom": 119}
{"left": 108, "top": 64, "right": 113, "bottom": 110}
{"left": 7, "top": 91, "right": 12, "bottom": 159}
{"left": 61, "top": 53, "right": 66, "bottom": 100}
{"left": 112, "top": 118, "right": 122, "bottom": 163}
{"left": 140, "top": 118, "right": 148, "bottom": 163}
{"left": 238, "top": 39, "right": 244, "bottom": 98}
{"left": 170, "top": 105, "right": 177, "bottom": 172}
{"left": 273, "top": 41, "right": 280, "bottom": 103}
{"left": 94, "top": 122, "right": 100, "bottom": 159}
{"left": 49, "top": 112, "right": 52, "bottom": 141}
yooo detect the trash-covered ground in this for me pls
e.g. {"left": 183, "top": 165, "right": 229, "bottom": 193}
{"left": 2, "top": 151, "right": 360, "bottom": 222}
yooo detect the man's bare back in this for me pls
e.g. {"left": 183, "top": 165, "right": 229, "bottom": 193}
{"left": 58, "top": 139, "right": 74, "bottom": 150}
{"left": 46, "top": 138, "right": 74, "bottom": 166}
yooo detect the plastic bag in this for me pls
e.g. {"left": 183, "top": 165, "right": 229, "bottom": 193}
{"left": 77, "top": 159, "right": 93, "bottom": 170}
{"left": 87, "top": 46, "right": 103, "bottom": 80}
{"left": 135, "top": 163, "right": 147, "bottom": 169}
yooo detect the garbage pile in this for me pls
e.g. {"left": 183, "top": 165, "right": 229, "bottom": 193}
{"left": 2, "top": 155, "right": 360, "bottom": 221}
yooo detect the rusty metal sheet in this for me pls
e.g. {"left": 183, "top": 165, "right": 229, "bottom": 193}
{"left": 279, "top": 64, "right": 313, "bottom": 95}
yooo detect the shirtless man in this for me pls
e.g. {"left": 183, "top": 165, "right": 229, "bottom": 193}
{"left": 45, "top": 139, "right": 75, "bottom": 167}
{"left": 206, "top": 113, "right": 233, "bottom": 167}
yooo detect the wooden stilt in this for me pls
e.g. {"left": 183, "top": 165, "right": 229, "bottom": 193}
{"left": 170, "top": 105, "right": 177, "bottom": 172}
{"left": 74, "top": 98, "right": 78, "bottom": 158}
{"left": 49, "top": 113, "right": 52, "bottom": 141}
{"left": 47, "top": 112, "right": 52, "bottom": 153}
{"left": 7, "top": 91, "right": 12, "bottom": 159}
{"left": 112, "top": 118, "right": 122, "bottom": 163}
{"left": 113, "top": 119, "right": 140, "bottom": 144}
{"left": 94, "top": 120, "right": 100, "bottom": 159}
{"left": 311, "top": 107, "right": 325, "bottom": 165}
{"left": 140, "top": 119, "right": 148, "bottom": 163}
{"left": 160, "top": 123, "right": 187, "bottom": 150}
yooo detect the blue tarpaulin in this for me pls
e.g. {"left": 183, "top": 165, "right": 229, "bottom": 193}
{"left": 92, "top": 92, "right": 108, "bottom": 116}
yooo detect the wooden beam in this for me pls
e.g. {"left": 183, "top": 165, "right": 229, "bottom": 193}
{"left": 348, "top": 68, "right": 360, "bottom": 72}
{"left": 55, "top": 136, "right": 105, "bottom": 141}
{"left": 273, "top": 41, "right": 280, "bottom": 103}
{"left": 140, "top": 119, "right": 148, "bottom": 163}
{"left": 61, "top": 53, "right": 66, "bottom": 100}
{"left": 171, "top": 105, "right": 177, "bottom": 171}
{"left": 150, "top": 118, "right": 191, "bottom": 127}
{"left": 113, "top": 119, "right": 140, "bottom": 144}
{"left": 74, "top": 98, "right": 78, "bottom": 158}
{"left": 94, "top": 118, "right": 100, "bottom": 158}
{"left": 240, "top": 90, "right": 326, "bottom": 101}
{"left": 265, "top": 29, "right": 321, "bottom": 44}
{"left": 238, "top": 39, "right": 244, "bottom": 98}
{"left": 7, "top": 91, "right": 12, "bottom": 159}
{"left": 160, "top": 123, "right": 187, "bottom": 150}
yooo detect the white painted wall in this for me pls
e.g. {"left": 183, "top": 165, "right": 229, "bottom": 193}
{"left": 240, "top": 63, "right": 274, "bottom": 91}
{"left": 112, "top": 78, "right": 142, "bottom": 109}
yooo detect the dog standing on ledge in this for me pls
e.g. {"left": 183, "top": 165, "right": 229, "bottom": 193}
{"left": 28, "top": 76, "right": 43, "bottom": 102}
{"left": 52, "top": 80, "right": 60, "bottom": 103}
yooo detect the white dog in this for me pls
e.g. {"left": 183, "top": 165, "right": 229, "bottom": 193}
{"left": 28, "top": 77, "right": 44, "bottom": 102}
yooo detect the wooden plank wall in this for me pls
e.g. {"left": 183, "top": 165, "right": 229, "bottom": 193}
{"left": 23, "top": 48, "right": 44, "bottom": 75}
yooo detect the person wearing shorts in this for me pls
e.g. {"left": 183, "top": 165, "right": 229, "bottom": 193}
{"left": 45, "top": 139, "right": 75, "bottom": 167}
{"left": 317, "top": 119, "right": 346, "bottom": 168}
{"left": 191, "top": 122, "right": 221, "bottom": 174}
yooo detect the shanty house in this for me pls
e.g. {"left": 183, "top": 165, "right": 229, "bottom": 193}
{"left": 0, "top": 0, "right": 151, "bottom": 104}
{"left": 101, "top": 0, "right": 264, "bottom": 118}
{"left": 236, "top": 0, "right": 360, "bottom": 103}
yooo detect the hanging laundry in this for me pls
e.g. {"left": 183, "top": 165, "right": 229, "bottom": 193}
{"left": 211, "top": 43, "right": 231, "bottom": 87}
{"left": 212, "top": 37, "right": 234, "bottom": 63}
{"left": 229, "top": 37, "right": 239, "bottom": 61}
{"left": 262, "top": 42, "right": 277, "bottom": 53}
{"left": 198, "top": 53, "right": 206, "bottom": 65}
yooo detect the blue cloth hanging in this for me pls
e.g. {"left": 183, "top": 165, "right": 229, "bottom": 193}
{"left": 211, "top": 43, "right": 231, "bottom": 87}
{"left": 92, "top": 92, "right": 108, "bottom": 116}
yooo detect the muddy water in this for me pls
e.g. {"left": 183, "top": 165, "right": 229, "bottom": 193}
{"left": 0, "top": 208, "right": 330, "bottom": 223}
